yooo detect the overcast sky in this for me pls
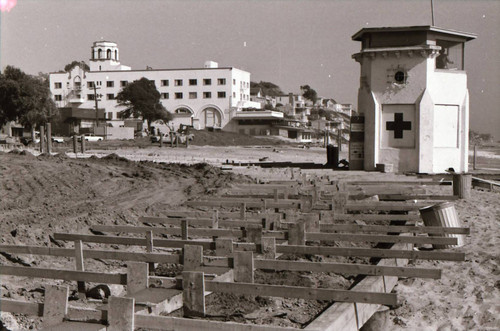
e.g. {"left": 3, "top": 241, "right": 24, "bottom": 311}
{"left": 1, "top": 0, "right": 498, "bottom": 137}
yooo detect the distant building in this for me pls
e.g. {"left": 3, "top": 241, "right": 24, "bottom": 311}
{"left": 49, "top": 41, "right": 260, "bottom": 134}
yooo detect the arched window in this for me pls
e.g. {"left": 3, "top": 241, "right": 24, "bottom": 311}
{"left": 107, "top": 49, "right": 111, "bottom": 59}
{"left": 114, "top": 50, "right": 118, "bottom": 60}
{"left": 91, "top": 50, "right": 94, "bottom": 60}
{"left": 97, "top": 49, "right": 102, "bottom": 59}
{"left": 175, "top": 108, "right": 192, "bottom": 114}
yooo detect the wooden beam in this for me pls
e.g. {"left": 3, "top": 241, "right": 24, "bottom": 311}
{"left": 53, "top": 233, "right": 215, "bottom": 250}
{"left": 0, "top": 265, "right": 126, "bottom": 284}
{"left": 0, "top": 299, "right": 43, "bottom": 316}
{"left": 345, "top": 202, "right": 429, "bottom": 211}
{"left": 306, "top": 232, "right": 458, "bottom": 245}
{"left": 319, "top": 224, "right": 470, "bottom": 235}
{"left": 253, "top": 259, "right": 440, "bottom": 279}
{"left": 91, "top": 225, "right": 245, "bottom": 238}
{"left": 0, "top": 245, "right": 181, "bottom": 264}
{"left": 276, "top": 245, "right": 464, "bottom": 261}
{"left": 204, "top": 281, "right": 397, "bottom": 305}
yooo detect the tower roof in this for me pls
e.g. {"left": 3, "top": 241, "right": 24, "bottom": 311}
{"left": 352, "top": 25, "right": 477, "bottom": 42}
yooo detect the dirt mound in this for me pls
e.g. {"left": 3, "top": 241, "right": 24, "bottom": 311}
{"left": 189, "top": 130, "right": 289, "bottom": 146}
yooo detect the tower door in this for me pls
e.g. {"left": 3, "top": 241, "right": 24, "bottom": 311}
{"left": 432, "top": 105, "right": 461, "bottom": 172}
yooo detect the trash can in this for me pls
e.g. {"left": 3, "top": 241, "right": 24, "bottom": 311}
{"left": 419, "top": 202, "right": 464, "bottom": 249}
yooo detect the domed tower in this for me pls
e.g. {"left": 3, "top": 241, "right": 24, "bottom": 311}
{"left": 89, "top": 41, "right": 130, "bottom": 71}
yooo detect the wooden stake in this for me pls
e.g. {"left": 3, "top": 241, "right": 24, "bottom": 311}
{"left": 183, "top": 245, "right": 203, "bottom": 271}
{"left": 215, "top": 238, "right": 233, "bottom": 256}
{"left": 72, "top": 135, "right": 77, "bottom": 154}
{"left": 46, "top": 123, "right": 52, "bottom": 155}
{"left": 74, "top": 240, "right": 86, "bottom": 299}
{"left": 80, "top": 135, "right": 85, "bottom": 153}
{"left": 234, "top": 251, "right": 254, "bottom": 283}
{"left": 40, "top": 126, "right": 45, "bottom": 153}
{"left": 181, "top": 219, "right": 188, "bottom": 240}
{"left": 145, "top": 231, "right": 155, "bottom": 274}
{"left": 182, "top": 271, "right": 205, "bottom": 317}
{"left": 42, "top": 285, "right": 68, "bottom": 328}
{"left": 108, "top": 296, "right": 135, "bottom": 331}
{"left": 212, "top": 210, "right": 219, "bottom": 229}
{"left": 240, "top": 203, "right": 246, "bottom": 220}
{"left": 126, "top": 261, "right": 148, "bottom": 295}
{"left": 288, "top": 222, "right": 306, "bottom": 245}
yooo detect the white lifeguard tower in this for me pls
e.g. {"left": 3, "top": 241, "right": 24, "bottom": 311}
{"left": 352, "top": 26, "right": 476, "bottom": 173}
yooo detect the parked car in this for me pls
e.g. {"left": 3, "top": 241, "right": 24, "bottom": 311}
{"left": 78, "top": 134, "right": 103, "bottom": 142}
{"left": 51, "top": 136, "right": 64, "bottom": 143}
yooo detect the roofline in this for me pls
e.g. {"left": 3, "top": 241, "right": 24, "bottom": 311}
{"left": 49, "top": 66, "right": 240, "bottom": 75}
{"left": 352, "top": 25, "right": 477, "bottom": 41}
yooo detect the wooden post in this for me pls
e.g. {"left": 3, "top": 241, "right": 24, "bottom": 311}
{"left": 216, "top": 238, "right": 233, "bottom": 256}
{"left": 473, "top": 144, "right": 477, "bottom": 170}
{"left": 234, "top": 251, "right": 254, "bottom": 283}
{"left": 240, "top": 203, "right": 246, "bottom": 220}
{"left": 182, "top": 271, "right": 205, "bottom": 317}
{"left": 288, "top": 222, "right": 306, "bottom": 245}
{"left": 46, "top": 123, "right": 52, "bottom": 155}
{"left": 170, "top": 132, "right": 174, "bottom": 147}
{"left": 183, "top": 245, "right": 203, "bottom": 271}
{"left": 72, "top": 135, "right": 77, "bottom": 154}
{"left": 74, "top": 240, "right": 86, "bottom": 299}
{"left": 452, "top": 174, "right": 472, "bottom": 199}
{"left": 108, "top": 296, "right": 135, "bottom": 331}
{"left": 80, "top": 135, "right": 85, "bottom": 153}
{"left": 212, "top": 210, "right": 219, "bottom": 229}
{"left": 126, "top": 261, "right": 148, "bottom": 295}
{"left": 146, "top": 231, "right": 155, "bottom": 274}
{"left": 42, "top": 285, "right": 68, "bottom": 328}
{"left": 304, "top": 213, "right": 320, "bottom": 233}
{"left": 159, "top": 131, "right": 163, "bottom": 147}
{"left": 245, "top": 224, "right": 262, "bottom": 246}
{"left": 185, "top": 135, "right": 189, "bottom": 148}
{"left": 273, "top": 188, "right": 279, "bottom": 201}
{"left": 181, "top": 219, "right": 189, "bottom": 240}
{"left": 39, "top": 126, "right": 45, "bottom": 153}
{"left": 261, "top": 237, "right": 276, "bottom": 259}
{"left": 333, "top": 192, "right": 348, "bottom": 213}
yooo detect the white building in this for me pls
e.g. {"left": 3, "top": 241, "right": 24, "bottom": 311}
{"left": 49, "top": 41, "right": 260, "bottom": 132}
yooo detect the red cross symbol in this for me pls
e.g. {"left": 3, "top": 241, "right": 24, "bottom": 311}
{"left": 386, "top": 113, "right": 411, "bottom": 139}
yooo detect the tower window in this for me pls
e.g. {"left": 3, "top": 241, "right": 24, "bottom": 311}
{"left": 54, "top": 82, "right": 62, "bottom": 89}
{"left": 189, "top": 79, "right": 197, "bottom": 86}
{"left": 203, "top": 92, "right": 211, "bottom": 99}
{"left": 217, "top": 91, "right": 226, "bottom": 98}
{"left": 394, "top": 71, "right": 406, "bottom": 83}
{"left": 203, "top": 79, "right": 211, "bottom": 85}
{"left": 217, "top": 78, "right": 226, "bottom": 85}
{"left": 107, "top": 49, "right": 111, "bottom": 59}
{"left": 175, "top": 92, "right": 183, "bottom": 99}
{"left": 98, "top": 49, "right": 102, "bottom": 59}
{"left": 175, "top": 79, "right": 183, "bottom": 86}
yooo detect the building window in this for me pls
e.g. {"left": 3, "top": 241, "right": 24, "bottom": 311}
{"left": 107, "top": 112, "right": 113, "bottom": 119}
{"left": 189, "top": 79, "right": 197, "bottom": 86}
{"left": 97, "top": 81, "right": 102, "bottom": 86}
{"left": 54, "top": 82, "right": 62, "bottom": 89}
{"left": 217, "top": 78, "right": 226, "bottom": 85}
{"left": 175, "top": 92, "right": 183, "bottom": 99}
{"left": 233, "top": 92, "right": 236, "bottom": 98}
{"left": 233, "top": 79, "right": 236, "bottom": 85}
{"left": 107, "top": 49, "right": 111, "bottom": 59}
{"left": 161, "top": 80, "right": 169, "bottom": 86}
{"left": 189, "top": 92, "right": 197, "bottom": 99}
{"left": 203, "top": 92, "right": 211, "bottom": 99}
{"left": 107, "top": 93, "right": 115, "bottom": 100}
{"left": 175, "top": 79, "right": 183, "bottom": 86}
{"left": 161, "top": 93, "right": 169, "bottom": 99}
{"left": 106, "top": 81, "right": 114, "bottom": 88}
{"left": 217, "top": 91, "right": 226, "bottom": 98}
{"left": 88, "top": 81, "right": 95, "bottom": 88}
{"left": 54, "top": 95, "right": 62, "bottom": 101}
{"left": 120, "top": 81, "right": 128, "bottom": 87}
{"left": 203, "top": 78, "right": 211, "bottom": 85}
{"left": 88, "top": 94, "right": 95, "bottom": 100}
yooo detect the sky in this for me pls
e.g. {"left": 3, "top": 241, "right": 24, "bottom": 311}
{"left": 1, "top": 0, "right": 499, "bottom": 137}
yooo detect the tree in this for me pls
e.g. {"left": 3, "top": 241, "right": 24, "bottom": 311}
{"left": 0, "top": 66, "right": 56, "bottom": 129}
{"left": 64, "top": 61, "right": 90, "bottom": 72}
{"left": 300, "top": 85, "right": 318, "bottom": 105}
{"left": 251, "top": 81, "right": 284, "bottom": 96}
{"left": 116, "top": 77, "right": 172, "bottom": 132}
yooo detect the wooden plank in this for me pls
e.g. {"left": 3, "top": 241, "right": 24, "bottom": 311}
{"left": 141, "top": 216, "right": 263, "bottom": 228}
{"left": 253, "top": 259, "right": 440, "bottom": 279}
{"left": 319, "top": 224, "right": 470, "bottom": 235}
{"left": 186, "top": 200, "right": 300, "bottom": 209}
{"left": 276, "top": 245, "right": 464, "bottom": 261}
{"left": 306, "top": 232, "right": 458, "bottom": 245}
{"left": 92, "top": 225, "right": 245, "bottom": 238}
{"left": 74, "top": 240, "right": 86, "bottom": 299}
{"left": 0, "top": 299, "right": 43, "bottom": 316}
{"left": 234, "top": 251, "right": 254, "bottom": 283}
{"left": 182, "top": 271, "right": 205, "bottom": 317}
{"left": 345, "top": 202, "right": 429, "bottom": 211}
{"left": 53, "top": 233, "right": 215, "bottom": 250}
{"left": 42, "top": 285, "right": 68, "bottom": 328}
{"left": 0, "top": 265, "right": 126, "bottom": 284}
{"left": 127, "top": 262, "right": 148, "bottom": 295}
{"left": 134, "top": 314, "right": 300, "bottom": 331}
{"left": 345, "top": 180, "right": 449, "bottom": 186}
{"left": 0, "top": 245, "right": 181, "bottom": 264}
{"left": 204, "top": 281, "right": 397, "bottom": 305}
{"left": 108, "top": 296, "right": 134, "bottom": 331}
